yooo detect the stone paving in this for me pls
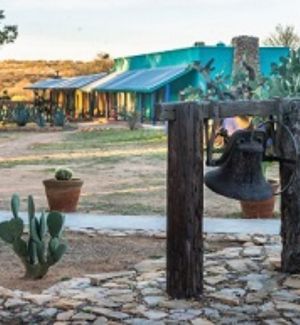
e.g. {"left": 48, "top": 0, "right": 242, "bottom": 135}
{"left": 0, "top": 232, "right": 300, "bottom": 324}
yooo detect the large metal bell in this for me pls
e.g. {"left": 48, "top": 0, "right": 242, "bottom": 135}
{"left": 204, "top": 129, "right": 272, "bottom": 201}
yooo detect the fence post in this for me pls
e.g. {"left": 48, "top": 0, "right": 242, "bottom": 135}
{"left": 166, "top": 102, "right": 204, "bottom": 298}
{"left": 279, "top": 99, "right": 300, "bottom": 273}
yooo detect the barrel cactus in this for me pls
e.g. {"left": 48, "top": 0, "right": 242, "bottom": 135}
{"left": 55, "top": 167, "right": 73, "bottom": 181}
{"left": 0, "top": 194, "right": 67, "bottom": 279}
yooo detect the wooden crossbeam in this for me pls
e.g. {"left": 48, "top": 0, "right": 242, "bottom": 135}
{"left": 161, "top": 99, "right": 282, "bottom": 120}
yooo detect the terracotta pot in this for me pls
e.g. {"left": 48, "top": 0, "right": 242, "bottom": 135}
{"left": 240, "top": 180, "right": 279, "bottom": 218}
{"left": 43, "top": 178, "right": 83, "bottom": 212}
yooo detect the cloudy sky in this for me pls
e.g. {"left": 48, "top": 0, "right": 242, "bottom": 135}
{"left": 1, "top": 0, "right": 299, "bottom": 60}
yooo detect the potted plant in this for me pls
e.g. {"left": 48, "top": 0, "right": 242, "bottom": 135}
{"left": 43, "top": 167, "right": 83, "bottom": 212}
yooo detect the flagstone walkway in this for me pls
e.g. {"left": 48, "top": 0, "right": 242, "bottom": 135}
{"left": 0, "top": 233, "right": 299, "bottom": 324}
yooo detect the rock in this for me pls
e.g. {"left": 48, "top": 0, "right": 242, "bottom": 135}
{"left": 138, "top": 272, "right": 165, "bottom": 281}
{"left": 263, "top": 319, "right": 291, "bottom": 325}
{"left": 72, "top": 312, "right": 97, "bottom": 321}
{"left": 191, "top": 318, "right": 215, "bottom": 325}
{"left": 106, "top": 289, "right": 132, "bottom": 296}
{"left": 235, "top": 234, "right": 252, "bottom": 243}
{"left": 158, "top": 299, "right": 193, "bottom": 309}
{"left": 53, "top": 298, "right": 83, "bottom": 310}
{"left": 134, "top": 259, "right": 166, "bottom": 273}
{"left": 38, "top": 307, "right": 58, "bottom": 318}
{"left": 241, "top": 273, "right": 270, "bottom": 291}
{"left": 125, "top": 319, "right": 164, "bottom": 325}
{"left": 23, "top": 294, "right": 54, "bottom": 305}
{"left": 258, "top": 302, "right": 279, "bottom": 318}
{"left": 143, "top": 296, "right": 165, "bottom": 307}
{"left": 205, "top": 266, "right": 228, "bottom": 275}
{"left": 153, "top": 233, "right": 166, "bottom": 239}
{"left": 283, "top": 276, "right": 300, "bottom": 289}
{"left": 275, "top": 301, "right": 300, "bottom": 313}
{"left": 141, "top": 288, "right": 163, "bottom": 296}
{"left": 0, "top": 287, "right": 15, "bottom": 298}
{"left": 83, "top": 307, "right": 129, "bottom": 320}
{"left": 226, "top": 259, "right": 260, "bottom": 273}
{"left": 245, "top": 292, "right": 267, "bottom": 304}
{"left": 272, "top": 290, "right": 300, "bottom": 302}
{"left": 110, "top": 294, "right": 135, "bottom": 304}
{"left": 92, "top": 317, "right": 108, "bottom": 325}
{"left": 93, "top": 299, "right": 122, "bottom": 308}
{"left": 87, "top": 271, "right": 136, "bottom": 286}
{"left": 56, "top": 310, "right": 75, "bottom": 321}
{"left": 253, "top": 235, "right": 267, "bottom": 245}
{"left": 4, "top": 298, "right": 28, "bottom": 308}
{"left": 205, "top": 275, "right": 227, "bottom": 286}
{"left": 267, "top": 257, "right": 281, "bottom": 270}
{"left": 242, "top": 246, "right": 262, "bottom": 257}
{"left": 142, "top": 310, "right": 168, "bottom": 320}
{"left": 217, "top": 247, "right": 242, "bottom": 258}
{"left": 209, "top": 288, "right": 245, "bottom": 306}
{"left": 202, "top": 308, "right": 220, "bottom": 320}
{"left": 169, "top": 311, "right": 199, "bottom": 321}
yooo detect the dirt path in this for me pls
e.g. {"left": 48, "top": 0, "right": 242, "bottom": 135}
{"left": 0, "top": 128, "right": 280, "bottom": 217}
{"left": 0, "top": 131, "right": 66, "bottom": 158}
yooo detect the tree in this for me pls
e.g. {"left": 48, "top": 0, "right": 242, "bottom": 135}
{"left": 264, "top": 24, "right": 300, "bottom": 50}
{"left": 0, "top": 10, "right": 18, "bottom": 46}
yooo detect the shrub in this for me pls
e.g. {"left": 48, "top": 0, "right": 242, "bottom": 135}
{"left": 53, "top": 108, "right": 66, "bottom": 127}
{"left": 13, "top": 104, "right": 30, "bottom": 126}
{"left": 127, "top": 111, "right": 140, "bottom": 130}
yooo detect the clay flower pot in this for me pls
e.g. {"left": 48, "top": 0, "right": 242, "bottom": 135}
{"left": 240, "top": 179, "right": 279, "bottom": 218}
{"left": 43, "top": 178, "right": 83, "bottom": 212}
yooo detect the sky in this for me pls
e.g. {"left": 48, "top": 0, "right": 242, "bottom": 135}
{"left": 0, "top": 0, "right": 300, "bottom": 61}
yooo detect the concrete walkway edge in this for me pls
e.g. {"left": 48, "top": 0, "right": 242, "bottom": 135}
{"left": 0, "top": 211, "right": 280, "bottom": 235}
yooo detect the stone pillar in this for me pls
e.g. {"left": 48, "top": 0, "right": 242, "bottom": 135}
{"left": 231, "top": 35, "right": 260, "bottom": 76}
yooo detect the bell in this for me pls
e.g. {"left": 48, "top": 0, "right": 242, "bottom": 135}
{"left": 204, "top": 129, "right": 273, "bottom": 201}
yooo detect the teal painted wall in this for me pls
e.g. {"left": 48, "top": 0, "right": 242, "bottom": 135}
{"left": 115, "top": 45, "right": 289, "bottom": 77}
{"left": 115, "top": 46, "right": 234, "bottom": 78}
{"left": 259, "top": 47, "right": 290, "bottom": 75}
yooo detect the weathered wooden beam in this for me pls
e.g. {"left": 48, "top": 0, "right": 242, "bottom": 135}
{"left": 161, "top": 99, "right": 280, "bottom": 120}
{"left": 167, "top": 102, "right": 204, "bottom": 299}
{"left": 279, "top": 99, "right": 300, "bottom": 273}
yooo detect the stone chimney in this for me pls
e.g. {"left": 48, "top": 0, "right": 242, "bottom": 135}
{"left": 231, "top": 35, "right": 260, "bottom": 76}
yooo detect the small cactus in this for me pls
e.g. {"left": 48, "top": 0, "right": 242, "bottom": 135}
{"left": 0, "top": 194, "right": 67, "bottom": 279}
{"left": 55, "top": 167, "right": 73, "bottom": 181}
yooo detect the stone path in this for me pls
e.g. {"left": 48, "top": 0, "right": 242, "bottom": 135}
{"left": 1, "top": 233, "right": 300, "bottom": 324}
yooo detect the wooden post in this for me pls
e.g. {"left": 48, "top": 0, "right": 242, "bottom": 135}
{"left": 279, "top": 99, "right": 300, "bottom": 273}
{"left": 166, "top": 102, "right": 204, "bottom": 299}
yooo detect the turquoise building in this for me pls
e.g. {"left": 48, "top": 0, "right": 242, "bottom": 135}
{"left": 27, "top": 36, "right": 290, "bottom": 122}
{"left": 92, "top": 39, "right": 289, "bottom": 122}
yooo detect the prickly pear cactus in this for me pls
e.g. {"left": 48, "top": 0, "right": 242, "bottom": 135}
{"left": 0, "top": 194, "right": 67, "bottom": 279}
{"left": 54, "top": 167, "right": 73, "bottom": 181}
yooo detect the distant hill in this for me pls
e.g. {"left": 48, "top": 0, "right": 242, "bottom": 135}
{"left": 0, "top": 58, "right": 114, "bottom": 101}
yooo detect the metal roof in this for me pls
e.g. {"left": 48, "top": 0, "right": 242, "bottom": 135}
{"left": 94, "top": 66, "right": 191, "bottom": 93}
{"left": 80, "top": 71, "right": 122, "bottom": 92}
{"left": 25, "top": 78, "right": 66, "bottom": 90}
{"left": 27, "top": 73, "right": 107, "bottom": 90}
